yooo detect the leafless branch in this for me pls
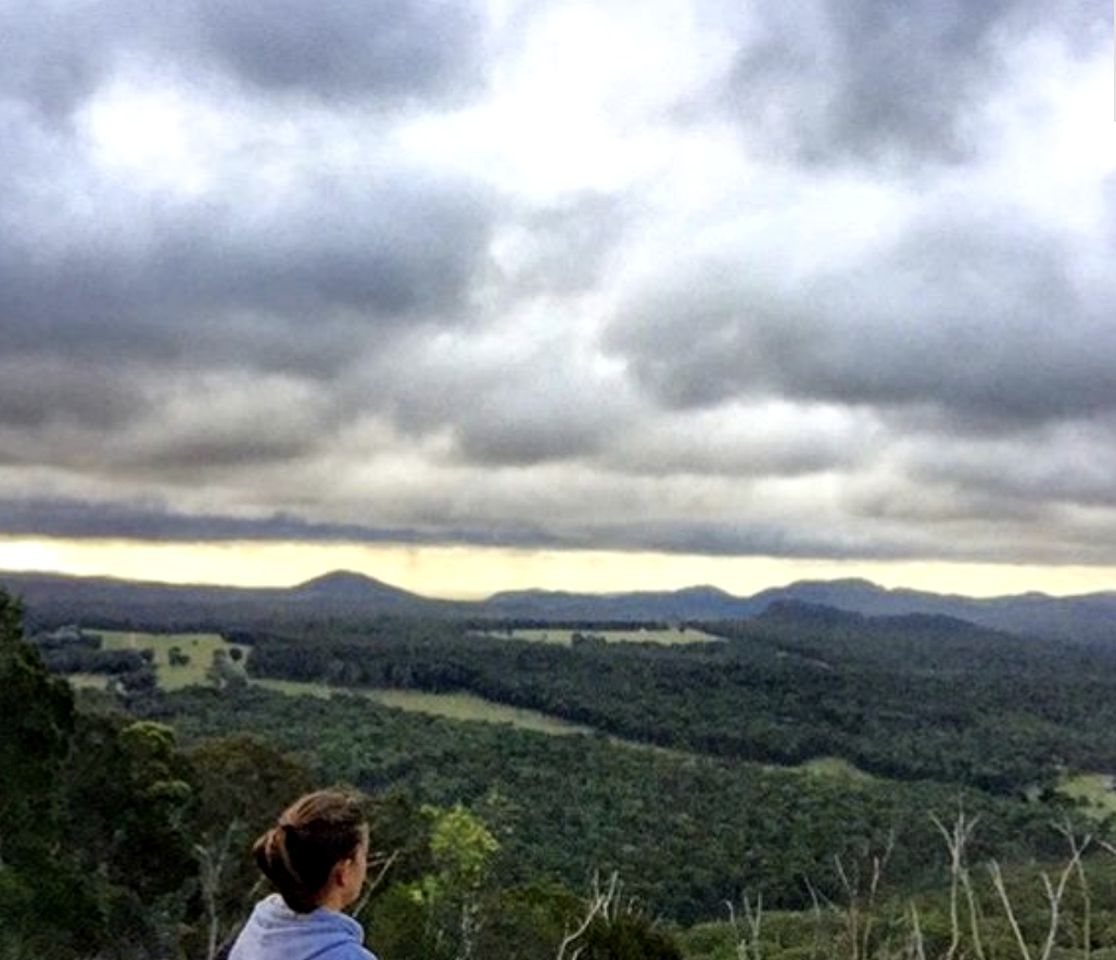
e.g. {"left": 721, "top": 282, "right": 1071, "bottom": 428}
{"left": 726, "top": 891, "right": 763, "bottom": 960}
{"left": 988, "top": 861, "right": 1033, "bottom": 960}
{"left": 930, "top": 808, "right": 979, "bottom": 960}
{"left": 1036, "top": 842, "right": 1083, "bottom": 960}
{"left": 195, "top": 819, "right": 243, "bottom": 960}
{"left": 908, "top": 902, "right": 926, "bottom": 960}
{"left": 555, "top": 870, "right": 619, "bottom": 960}
{"left": 354, "top": 848, "right": 401, "bottom": 918}
{"left": 1054, "top": 819, "right": 1093, "bottom": 960}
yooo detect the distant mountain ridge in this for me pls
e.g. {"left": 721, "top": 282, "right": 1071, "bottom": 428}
{"left": 0, "top": 568, "right": 445, "bottom": 630}
{"left": 482, "top": 583, "right": 747, "bottom": 620}
{"left": 1, "top": 568, "right": 1115, "bottom": 642}
{"left": 290, "top": 570, "right": 420, "bottom": 601}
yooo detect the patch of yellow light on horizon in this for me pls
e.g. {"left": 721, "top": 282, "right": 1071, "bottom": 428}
{"left": 0, "top": 536, "right": 1113, "bottom": 600}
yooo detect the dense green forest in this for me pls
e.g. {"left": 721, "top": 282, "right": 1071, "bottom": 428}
{"left": 8, "top": 584, "right": 1116, "bottom": 958}
{"left": 153, "top": 684, "right": 1080, "bottom": 922}
{"left": 242, "top": 604, "right": 1116, "bottom": 793}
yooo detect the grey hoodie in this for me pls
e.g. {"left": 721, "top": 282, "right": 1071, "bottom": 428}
{"left": 229, "top": 894, "right": 378, "bottom": 960}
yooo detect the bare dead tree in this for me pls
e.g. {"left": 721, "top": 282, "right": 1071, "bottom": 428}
{"left": 834, "top": 832, "right": 895, "bottom": 960}
{"left": 988, "top": 861, "right": 1035, "bottom": 960}
{"left": 930, "top": 809, "right": 981, "bottom": 960}
{"left": 906, "top": 902, "right": 926, "bottom": 960}
{"left": 801, "top": 874, "right": 838, "bottom": 960}
{"left": 555, "top": 870, "right": 620, "bottom": 960}
{"left": 195, "top": 819, "right": 243, "bottom": 960}
{"left": 988, "top": 836, "right": 1081, "bottom": 960}
{"left": 725, "top": 891, "right": 763, "bottom": 960}
{"left": 1053, "top": 819, "right": 1093, "bottom": 960}
{"left": 353, "top": 848, "right": 402, "bottom": 918}
{"left": 456, "top": 895, "right": 482, "bottom": 960}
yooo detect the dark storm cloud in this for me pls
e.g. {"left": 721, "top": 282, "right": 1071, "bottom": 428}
{"left": 111, "top": 428, "right": 321, "bottom": 476}
{"left": 609, "top": 203, "right": 1116, "bottom": 428}
{"left": 901, "top": 424, "right": 1116, "bottom": 511}
{"left": 443, "top": 364, "right": 637, "bottom": 467}
{"left": 718, "top": 0, "right": 1103, "bottom": 166}
{"left": 0, "top": 168, "right": 494, "bottom": 370}
{"left": 0, "top": 0, "right": 486, "bottom": 119}
{"left": 452, "top": 413, "right": 613, "bottom": 466}
{"left": 0, "top": 496, "right": 969, "bottom": 561}
{"left": 588, "top": 519, "right": 924, "bottom": 560}
{"left": 0, "top": 358, "right": 139, "bottom": 431}
{"left": 0, "top": 0, "right": 501, "bottom": 512}
{"left": 0, "top": 497, "right": 561, "bottom": 549}
{"left": 194, "top": 0, "right": 485, "bottom": 102}
{"left": 846, "top": 484, "right": 1049, "bottom": 527}
{"left": 0, "top": 373, "right": 334, "bottom": 481}
{"left": 0, "top": 120, "right": 494, "bottom": 485}
{"left": 535, "top": 515, "right": 1097, "bottom": 565}
{"left": 0, "top": 3, "right": 118, "bottom": 118}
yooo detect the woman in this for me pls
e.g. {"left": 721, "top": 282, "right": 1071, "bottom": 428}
{"left": 230, "top": 788, "right": 378, "bottom": 960}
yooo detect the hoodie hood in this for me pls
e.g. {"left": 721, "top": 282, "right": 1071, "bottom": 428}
{"left": 230, "top": 894, "right": 375, "bottom": 960}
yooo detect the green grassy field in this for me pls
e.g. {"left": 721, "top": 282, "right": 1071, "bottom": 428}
{"left": 96, "top": 630, "right": 249, "bottom": 691}
{"left": 250, "top": 681, "right": 879, "bottom": 779}
{"left": 474, "top": 626, "right": 724, "bottom": 646}
{"left": 1057, "top": 772, "right": 1116, "bottom": 819}
{"left": 66, "top": 672, "right": 113, "bottom": 691}
{"left": 253, "top": 678, "right": 595, "bottom": 735}
{"left": 794, "top": 756, "right": 875, "bottom": 782}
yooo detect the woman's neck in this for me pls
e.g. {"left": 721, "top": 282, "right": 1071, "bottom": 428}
{"left": 316, "top": 888, "right": 350, "bottom": 913}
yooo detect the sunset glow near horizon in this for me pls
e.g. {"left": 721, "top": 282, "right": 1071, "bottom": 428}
{"left": 1, "top": 537, "right": 1113, "bottom": 601}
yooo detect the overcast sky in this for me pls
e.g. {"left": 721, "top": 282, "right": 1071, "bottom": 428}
{"left": 1, "top": 0, "right": 1114, "bottom": 596}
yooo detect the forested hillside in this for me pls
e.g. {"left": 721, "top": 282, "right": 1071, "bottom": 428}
{"left": 7, "top": 584, "right": 1116, "bottom": 959}
{"left": 243, "top": 604, "right": 1116, "bottom": 792}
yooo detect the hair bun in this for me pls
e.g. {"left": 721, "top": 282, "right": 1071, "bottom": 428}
{"left": 254, "top": 825, "right": 288, "bottom": 880}
{"left": 251, "top": 788, "right": 368, "bottom": 914}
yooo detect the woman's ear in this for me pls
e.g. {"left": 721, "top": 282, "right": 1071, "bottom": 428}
{"left": 329, "top": 858, "right": 350, "bottom": 897}
{"left": 336, "top": 849, "right": 365, "bottom": 893}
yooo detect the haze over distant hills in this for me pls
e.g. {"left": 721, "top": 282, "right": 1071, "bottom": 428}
{"left": 2, "top": 568, "right": 1116, "bottom": 643}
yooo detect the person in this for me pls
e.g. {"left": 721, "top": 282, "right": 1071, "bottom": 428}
{"left": 229, "top": 788, "right": 378, "bottom": 960}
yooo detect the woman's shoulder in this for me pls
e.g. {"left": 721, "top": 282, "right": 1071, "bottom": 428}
{"left": 333, "top": 945, "right": 378, "bottom": 960}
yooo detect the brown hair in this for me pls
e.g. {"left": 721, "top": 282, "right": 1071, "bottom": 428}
{"left": 253, "top": 788, "right": 368, "bottom": 913}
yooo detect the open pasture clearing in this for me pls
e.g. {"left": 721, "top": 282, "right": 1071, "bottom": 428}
{"left": 793, "top": 756, "right": 875, "bottom": 781}
{"left": 252, "top": 678, "right": 595, "bottom": 736}
{"left": 252, "top": 681, "right": 887, "bottom": 779}
{"left": 252, "top": 680, "right": 878, "bottom": 777}
{"left": 1057, "top": 772, "right": 1116, "bottom": 819}
{"left": 67, "top": 672, "right": 112, "bottom": 691}
{"left": 474, "top": 626, "right": 724, "bottom": 646}
{"left": 97, "top": 630, "right": 248, "bottom": 690}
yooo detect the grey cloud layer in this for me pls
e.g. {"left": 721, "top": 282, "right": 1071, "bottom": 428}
{"left": 609, "top": 204, "right": 1116, "bottom": 428}
{"left": 0, "top": 0, "right": 485, "bottom": 117}
{"left": 0, "top": 2, "right": 496, "bottom": 494}
{"left": 719, "top": 0, "right": 1103, "bottom": 166}
{"left": 0, "top": 142, "right": 493, "bottom": 363}
{"left": 0, "top": 497, "right": 546, "bottom": 547}
{"left": 0, "top": 0, "right": 1112, "bottom": 569}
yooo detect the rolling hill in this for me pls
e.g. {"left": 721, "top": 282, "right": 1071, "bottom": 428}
{"left": 1, "top": 568, "right": 1114, "bottom": 642}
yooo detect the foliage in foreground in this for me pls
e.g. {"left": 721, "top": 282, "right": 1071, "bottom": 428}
{"left": 1, "top": 586, "right": 680, "bottom": 959}
{"left": 681, "top": 819, "right": 1116, "bottom": 960}
{"left": 8, "top": 585, "right": 1116, "bottom": 960}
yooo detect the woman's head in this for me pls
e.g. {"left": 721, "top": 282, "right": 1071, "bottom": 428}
{"left": 253, "top": 788, "right": 369, "bottom": 913}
